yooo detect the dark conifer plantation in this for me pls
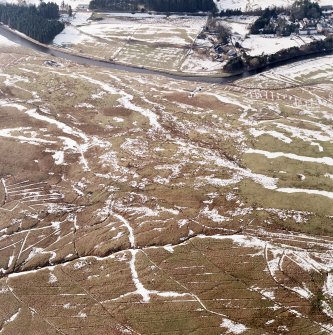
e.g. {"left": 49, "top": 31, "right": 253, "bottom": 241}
{"left": 0, "top": 2, "right": 64, "bottom": 43}
{"left": 89, "top": 0, "right": 216, "bottom": 13}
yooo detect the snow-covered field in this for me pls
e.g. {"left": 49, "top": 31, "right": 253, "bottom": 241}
{"left": 77, "top": 15, "right": 206, "bottom": 45}
{"left": 227, "top": 21, "right": 252, "bottom": 38}
{"left": 53, "top": 25, "right": 93, "bottom": 46}
{"left": 51, "top": 14, "right": 221, "bottom": 73}
{"left": 241, "top": 34, "right": 326, "bottom": 56}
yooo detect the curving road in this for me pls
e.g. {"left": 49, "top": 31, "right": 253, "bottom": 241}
{"left": 0, "top": 24, "right": 332, "bottom": 84}
{"left": 0, "top": 25, "right": 234, "bottom": 84}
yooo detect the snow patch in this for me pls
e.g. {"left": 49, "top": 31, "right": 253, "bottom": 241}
{"left": 220, "top": 318, "right": 248, "bottom": 334}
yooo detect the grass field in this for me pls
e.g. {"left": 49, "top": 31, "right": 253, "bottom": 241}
{"left": 0, "top": 37, "right": 333, "bottom": 334}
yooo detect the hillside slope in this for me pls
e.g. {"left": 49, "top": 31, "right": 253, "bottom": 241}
{"left": 0, "top": 35, "right": 333, "bottom": 334}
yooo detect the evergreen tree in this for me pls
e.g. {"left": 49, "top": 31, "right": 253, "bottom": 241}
{"left": 89, "top": 0, "right": 216, "bottom": 13}
{"left": 290, "top": 0, "right": 322, "bottom": 20}
{"left": 0, "top": 3, "right": 64, "bottom": 43}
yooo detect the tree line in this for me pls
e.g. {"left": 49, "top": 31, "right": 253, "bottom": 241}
{"left": 223, "top": 35, "right": 333, "bottom": 72}
{"left": 250, "top": 0, "right": 322, "bottom": 34}
{"left": 89, "top": 0, "right": 215, "bottom": 13}
{"left": 0, "top": 3, "right": 64, "bottom": 43}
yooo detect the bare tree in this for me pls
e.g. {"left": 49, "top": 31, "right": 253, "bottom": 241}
{"left": 216, "top": 23, "right": 232, "bottom": 44}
